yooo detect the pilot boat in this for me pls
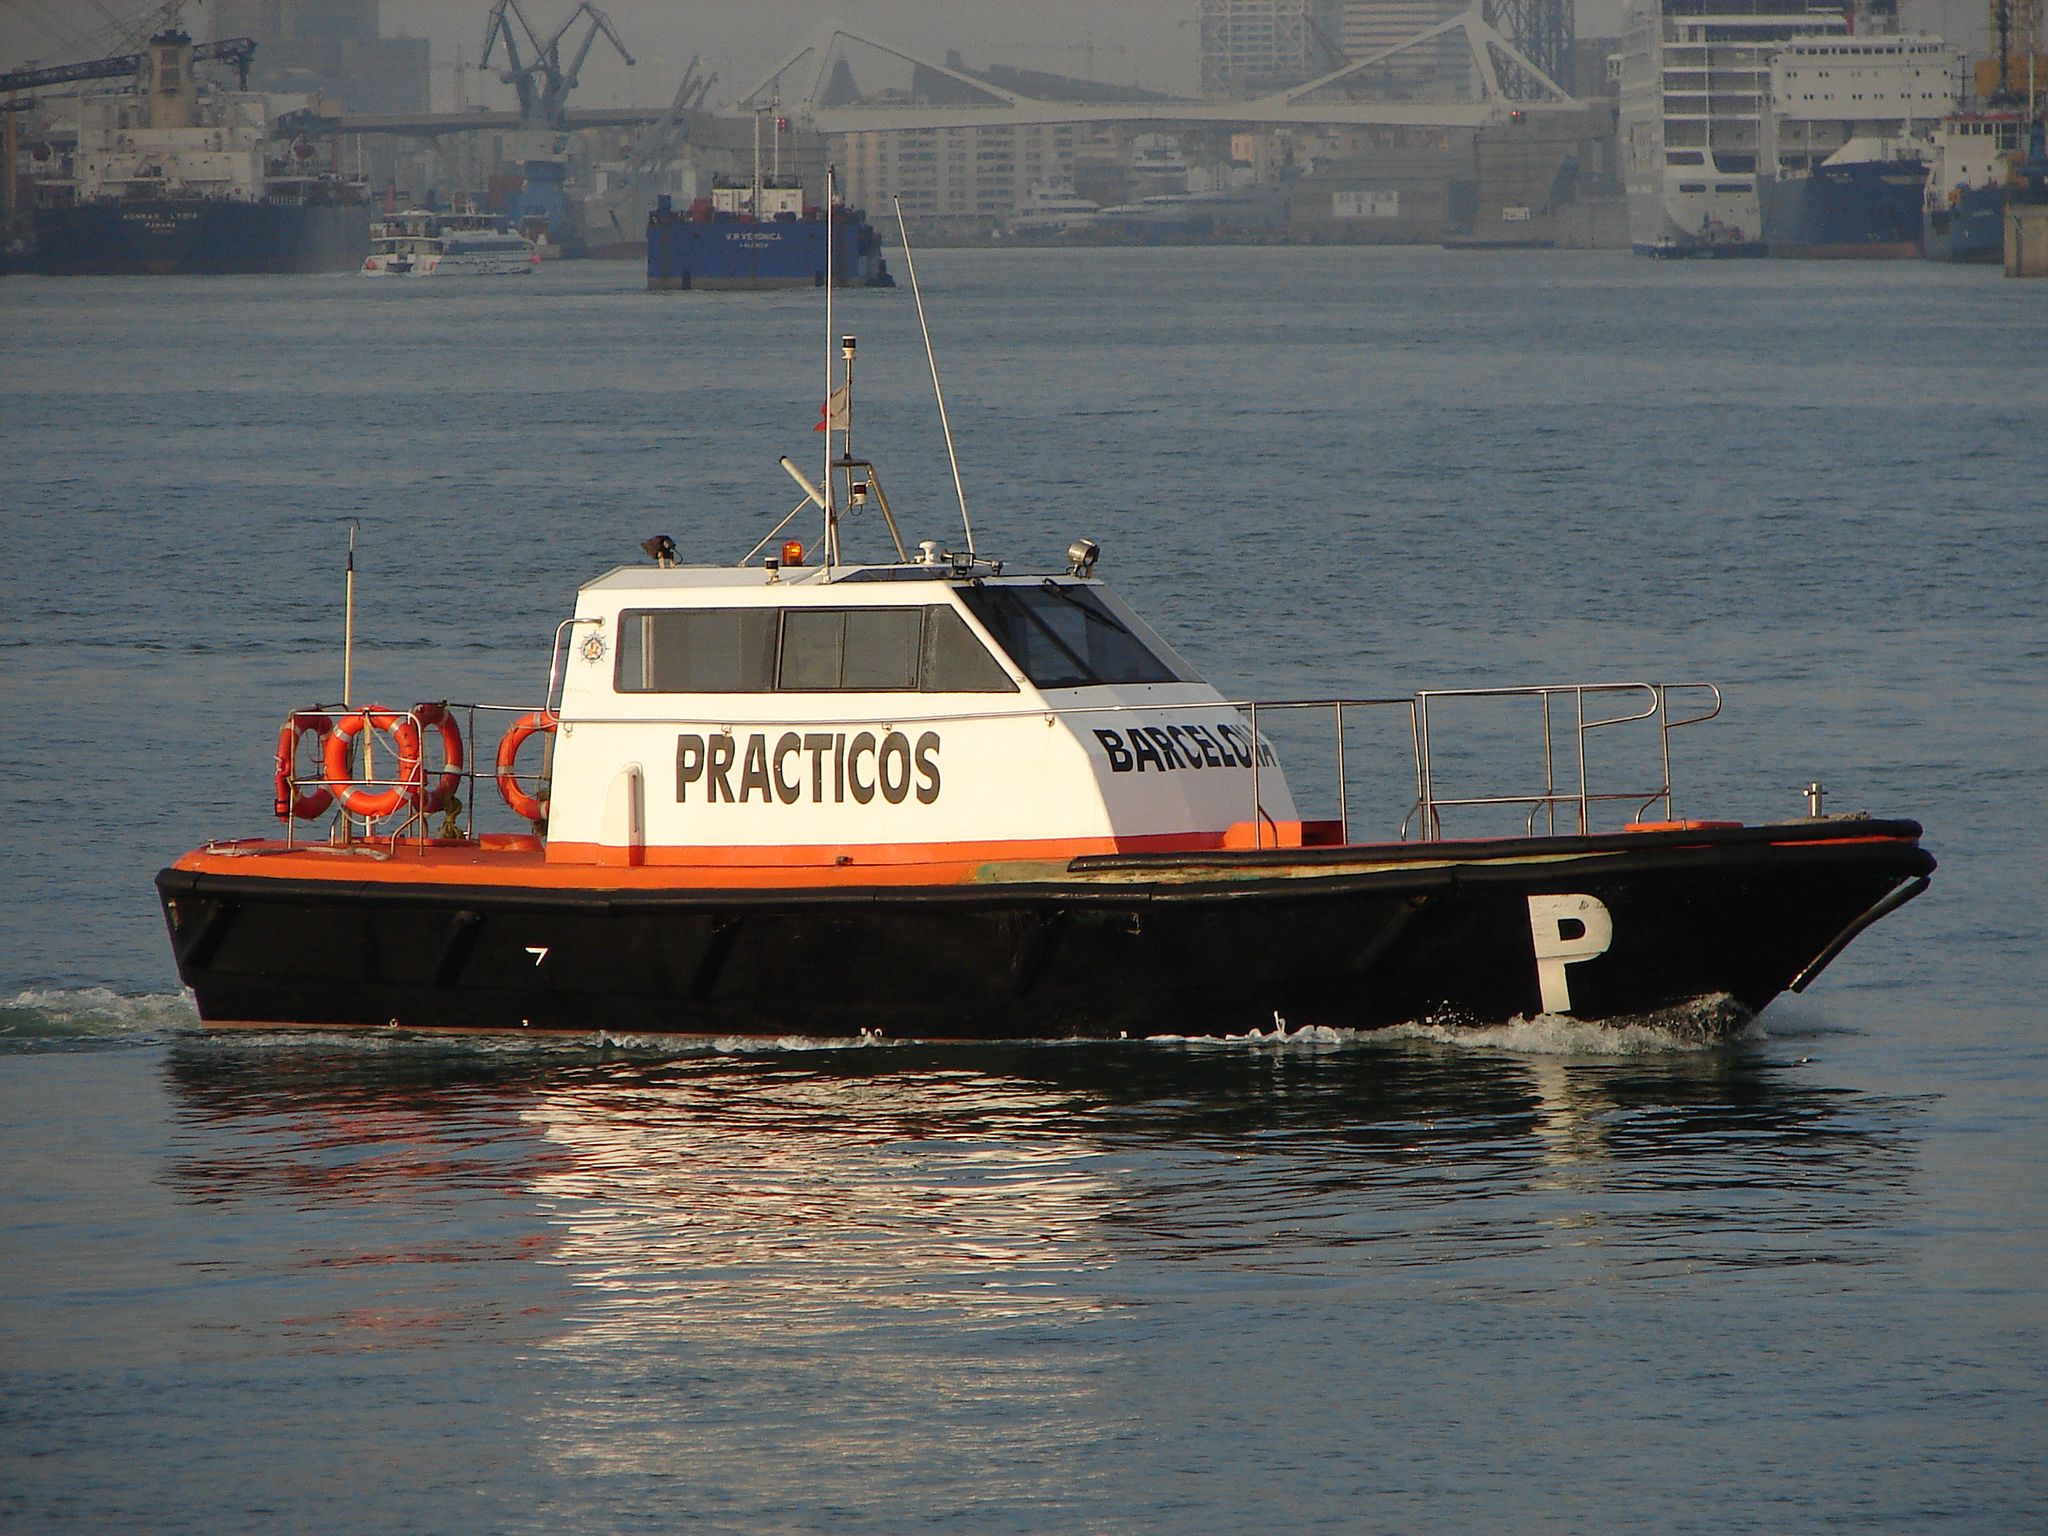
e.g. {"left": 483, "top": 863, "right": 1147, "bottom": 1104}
{"left": 155, "top": 295, "right": 1932, "bottom": 1040}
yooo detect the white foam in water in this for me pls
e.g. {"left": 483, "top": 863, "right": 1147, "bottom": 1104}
{"left": 1384, "top": 994, "right": 1756, "bottom": 1056}
{"left": 0, "top": 986, "right": 198, "bottom": 1039}
{"left": 1144, "top": 995, "right": 1754, "bottom": 1057}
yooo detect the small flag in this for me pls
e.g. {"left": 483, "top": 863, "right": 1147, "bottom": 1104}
{"left": 814, "top": 381, "right": 848, "bottom": 433}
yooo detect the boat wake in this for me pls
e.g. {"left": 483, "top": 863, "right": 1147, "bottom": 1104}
{"left": 1152, "top": 994, "right": 1757, "bottom": 1057}
{"left": 2, "top": 988, "right": 1762, "bottom": 1059}
{"left": 1, "top": 986, "right": 198, "bottom": 1044}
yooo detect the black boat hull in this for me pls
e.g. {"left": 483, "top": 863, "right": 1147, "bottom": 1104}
{"left": 157, "top": 822, "right": 1932, "bottom": 1040}
{"left": 33, "top": 199, "right": 371, "bottom": 276}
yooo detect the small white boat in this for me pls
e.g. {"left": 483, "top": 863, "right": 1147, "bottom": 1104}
{"left": 1010, "top": 184, "right": 1102, "bottom": 236}
{"left": 362, "top": 207, "right": 537, "bottom": 276}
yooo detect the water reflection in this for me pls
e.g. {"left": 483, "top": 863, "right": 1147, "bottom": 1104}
{"left": 159, "top": 1033, "right": 1920, "bottom": 1495}
{"left": 163, "top": 1030, "right": 1919, "bottom": 1297}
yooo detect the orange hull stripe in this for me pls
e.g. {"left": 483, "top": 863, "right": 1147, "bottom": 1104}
{"left": 167, "top": 825, "right": 1909, "bottom": 894}
{"left": 174, "top": 830, "right": 1217, "bottom": 891}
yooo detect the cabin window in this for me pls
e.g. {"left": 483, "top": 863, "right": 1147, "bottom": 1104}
{"left": 958, "top": 582, "right": 1183, "bottom": 690}
{"left": 921, "top": 606, "right": 1015, "bottom": 692}
{"left": 615, "top": 604, "right": 1015, "bottom": 694}
{"left": 780, "top": 608, "right": 924, "bottom": 690}
{"left": 616, "top": 608, "right": 777, "bottom": 692}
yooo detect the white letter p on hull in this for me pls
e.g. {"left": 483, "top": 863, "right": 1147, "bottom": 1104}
{"left": 1527, "top": 893, "right": 1614, "bottom": 1014}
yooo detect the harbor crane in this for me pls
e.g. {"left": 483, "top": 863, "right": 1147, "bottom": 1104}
{"left": 479, "top": 0, "right": 635, "bottom": 132}
{"left": 620, "top": 55, "right": 715, "bottom": 182}
{"left": 0, "top": 34, "right": 253, "bottom": 97}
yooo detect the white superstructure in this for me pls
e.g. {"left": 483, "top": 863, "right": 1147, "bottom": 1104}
{"left": 1763, "top": 33, "right": 1962, "bottom": 176}
{"left": 362, "top": 208, "right": 537, "bottom": 275}
{"left": 1618, "top": 0, "right": 1850, "bottom": 249}
{"left": 70, "top": 31, "right": 270, "bottom": 202}
{"left": 1130, "top": 135, "right": 1193, "bottom": 186}
{"left": 544, "top": 558, "right": 1297, "bottom": 867}
{"left": 1925, "top": 110, "right": 2029, "bottom": 201}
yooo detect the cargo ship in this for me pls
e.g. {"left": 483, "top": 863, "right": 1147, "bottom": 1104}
{"left": 154, "top": 321, "right": 1933, "bottom": 1040}
{"left": 645, "top": 176, "right": 892, "bottom": 291}
{"left": 30, "top": 30, "right": 369, "bottom": 277}
{"left": 1761, "top": 141, "right": 1931, "bottom": 258}
{"left": 1757, "top": 31, "right": 1961, "bottom": 259}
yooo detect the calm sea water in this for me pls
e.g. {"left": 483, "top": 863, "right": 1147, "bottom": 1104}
{"left": 2, "top": 251, "right": 2044, "bottom": 1531}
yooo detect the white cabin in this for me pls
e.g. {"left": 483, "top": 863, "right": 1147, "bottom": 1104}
{"left": 544, "top": 558, "right": 1299, "bottom": 868}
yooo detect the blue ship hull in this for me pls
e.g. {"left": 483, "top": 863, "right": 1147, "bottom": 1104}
{"left": 646, "top": 209, "right": 893, "bottom": 291}
{"left": 1762, "top": 160, "right": 1926, "bottom": 258}
{"left": 32, "top": 198, "right": 371, "bottom": 276}
{"left": 1923, "top": 186, "right": 2007, "bottom": 263}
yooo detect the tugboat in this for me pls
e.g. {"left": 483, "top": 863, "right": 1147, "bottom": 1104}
{"left": 155, "top": 295, "right": 1932, "bottom": 1041}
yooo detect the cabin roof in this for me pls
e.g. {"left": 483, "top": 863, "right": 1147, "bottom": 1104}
{"left": 579, "top": 562, "right": 1060, "bottom": 600}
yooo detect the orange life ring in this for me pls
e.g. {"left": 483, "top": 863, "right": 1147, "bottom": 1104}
{"left": 273, "top": 711, "right": 335, "bottom": 821}
{"left": 323, "top": 706, "right": 425, "bottom": 821}
{"left": 412, "top": 702, "right": 465, "bottom": 813}
{"left": 496, "top": 711, "right": 556, "bottom": 826}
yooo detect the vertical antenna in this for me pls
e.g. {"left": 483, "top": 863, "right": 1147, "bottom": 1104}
{"left": 824, "top": 164, "right": 838, "bottom": 571}
{"left": 343, "top": 519, "right": 358, "bottom": 707}
{"left": 892, "top": 197, "right": 975, "bottom": 556}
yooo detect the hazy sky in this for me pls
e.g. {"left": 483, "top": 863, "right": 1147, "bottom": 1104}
{"left": 2, "top": 0, "right": 1988, "bottom": 104}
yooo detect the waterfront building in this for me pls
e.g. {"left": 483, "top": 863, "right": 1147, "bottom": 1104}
{"left": 837, "top": 122, "right": 1081, "bottom": 226}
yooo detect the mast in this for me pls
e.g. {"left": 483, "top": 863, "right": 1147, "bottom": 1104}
{"left": 823, "top": 163, "right": 837, "bottom": 571}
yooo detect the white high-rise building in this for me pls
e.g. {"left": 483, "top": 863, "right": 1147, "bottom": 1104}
{"left": 1200, "top": 0, "right": 1349, "bottom": 96}
{"left": 1337, "top": 0, "right": 1472, "bottom": 94}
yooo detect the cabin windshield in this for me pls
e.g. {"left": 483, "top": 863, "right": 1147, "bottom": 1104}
{"left": 958, "top": 582, "right": 1185, "bottom": 690}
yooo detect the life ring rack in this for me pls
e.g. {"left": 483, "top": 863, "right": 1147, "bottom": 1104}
{"left": 273, "top": 703, "right": 477, "bottom": 830}
{"left": 322, "top": 706, "right": 426, "bottom": 821}
{"left": 496, "top": 710, "right": 557, "bottom": 827}
{"left": 273, "top": 711, "right": 336, "bottom": 822}
{"left": 412, "top": 702, "right": 465, "bottom": 814}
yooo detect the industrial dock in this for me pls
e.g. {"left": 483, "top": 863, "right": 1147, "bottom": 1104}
{"left": 5, "top": 1, "right": 2042, "bottom": 271}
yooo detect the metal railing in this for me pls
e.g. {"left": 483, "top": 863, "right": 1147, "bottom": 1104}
{"left": 1407, "top": 681, "right": 1721, "bottom": 841}
{"left": 278, "top": 701, "right": 548, "bottom": 849}
{"left": 270, "top": 679, "right": 1723, "bottom": 852}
